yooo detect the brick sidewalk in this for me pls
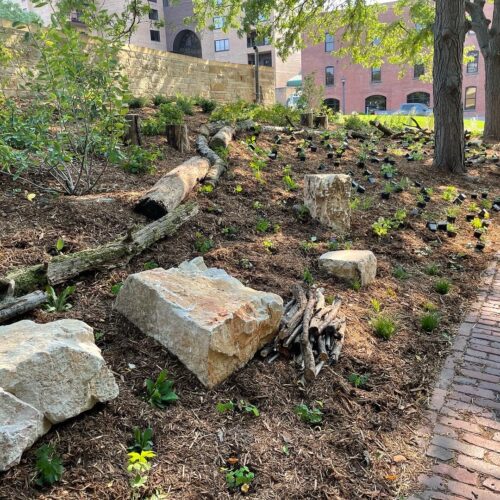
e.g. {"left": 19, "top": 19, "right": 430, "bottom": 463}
{"left": 411, "top": 253, "right": 500, "bottom": 500}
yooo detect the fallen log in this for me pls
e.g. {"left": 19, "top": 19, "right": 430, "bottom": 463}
{"left": 347, "top": 130, "right": 371, "bottom": 141}
{"left": 369, "top": 120, "right": 394, "bottom": 137}
{"left": 135, "top": 157, "right": 209, "bottom": 219}
{"left": 166, "top": 124, "right": 190, "bottom": 153}
{"left": 279, "top": 285, "right": 308, "bottom": 341}
{"left": 0, "top": 291, "right": 47, "bottom": 324}
{"left": 301, "top": 291, "right": 317, "bottom": 382}
{"left": 209, "top": 125, "right": 234, "bottom": 150}
{"left": 3, "top": 203, "right": 198, "bottom": 293}
{"left": 195, "top": 135, "right": 227, "bottom": 186}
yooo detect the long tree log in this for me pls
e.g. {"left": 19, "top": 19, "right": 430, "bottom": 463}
{"left": 369, "top": 120, "right": 394, "bottom": 137}
{"left": 0, "top": 291, "right": 48, "bottom": 324}
{"left": 301, "top": 291, "right": 317, "bottom": 382}
{"left": 135, "top": 157, "right": 209, "bottom": 219}
{"left": 46, "top": 202, "right": 198, "bottom": 285}
{"left": 195, "top": 135, "right": 227, "bottom": 186}
{"left": 209, "top": 125, "right": 234, "bottom": 150}
{"left": 3, "top": 264, "right": 47, "bottom": 297}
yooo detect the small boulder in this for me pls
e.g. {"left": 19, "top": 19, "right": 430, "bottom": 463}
{"left": 319, "top": 250, "right": 377, "bottom": 286}
{"left": 304, "top": 174, "right": 351, "bottom": 234}
{"left": 0, "top": 388, "right": 48, "bottom": 471}
{"left": 115, "top": 257, "right": 283, "bottom": 388}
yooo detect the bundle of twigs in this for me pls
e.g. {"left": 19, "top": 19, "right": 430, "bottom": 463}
{"left": 262, "top": 285, "right": 346, "bottom": 383}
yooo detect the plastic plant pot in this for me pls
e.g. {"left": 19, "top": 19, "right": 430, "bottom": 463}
{"left": 414, "top": 181, "right": 422, "bottom": 188}
{"left": 357, "top": 161, "right": 365, "bottom": 168}
{"left": 327, "top": 152, "right": 334, "bottom": 159}
{"left": 493, "top": 203, "right": 500, "bottom": 212}
{"left": 334, "top": 161, "right": 340, "bottom": 167}
{"left": 381, "top": 192, "right": 391, "bottom": 200}
{"left": 318, "top": 163, "right": 327, "bottom": 171}
{"left": 437, "top": 221, "right": 447, "bottom": 231}
{"left": 474, "top": 230, "right": 483, "bottom": 239}
{"left": 368, "top": 177, "right": 377, "bottom": 185}
{"left": 357, "top": 185, "right": 366, "bottom": 194}
{"left": 363, "top": 170, "right": 373, "bottom": 176}
{"left": 447, "top": 215, "right": 456, "bottom": 223}
{"left": 470, "top": 193, "right": 478, "bottom": 199}
{"left": 383, "top": 172, "right": 393, "bottom": 180}
{"left": 417, "top": 201, "right": 427, "bottom": 209}
{"left": 476, "top": 242, "right": 485, "bottom": 251}
{"left": 370, "top": 157, "right": 380, "bottom": 164}
{"left": 453, "top": 197, "right": 463, "bottom": 205}
{"left": 310, "top": 145, "right": 317, "bottom": 152}
{"left": 299, "top": 155, "right": 306, "bottom": 162}
{"left": 458, "top": 193, "right": 467, "bottom": 201}
{"left": 466, "top": 214, "right": 475, "bottom": 222}
{"left": 482, "top": 192, "right": 488, "bottom": 199}
{"left": 447, "top": 230, "right": 457, "bottom": 238}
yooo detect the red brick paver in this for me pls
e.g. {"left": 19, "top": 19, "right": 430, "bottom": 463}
{"left": 413, "top": 253, "right": 500, "bottom": 499}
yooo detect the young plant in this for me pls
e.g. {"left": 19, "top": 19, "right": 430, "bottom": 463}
{"left": 143, "top": 260, "right": 159, "bottom": 270}
{"left": 424, "top": 263, "right": 440, "bottom": 276}
{"left": 372, "top": 217, "right": 392, "bottom": 237}
{"left": 262, "top": 239, "right": 275, "bottom": 252}
{"left": 145, "top": 370, "right": 178, "bottom": 408}
{"left": 194, "top": 232, "right": 214, "bottom": 253}
{"left": 393, "top": 265, "right": 409, "bottom": 280}
{"left": 300, "top": 239, "right": 317, "bottom": 254}
{"left": 55, "top": 238, "right": 65, "bottom": 253}
{"left": 351, "top": 279, "right": 361, "bottom": 292}
{"left": 127, "top": 450, "right": 156, "bottom": 489}
{"left": 303, "top": 268, "right": 314, "bottom": 285}
{"left": 111, "top": 282, "right": 123, "bottom": 295}
{"left": 294, "top": 403, "right": 323, "bottom": 424}
{"left": 44, "top": 285, "right": 75, "bottom": 312}
{"left": 216, "top": 401, "right": 236, "bottom": 413}
{"left": 370, "top": 298, "right": 382, "bottom": 313}
{"left": 255, "top": 218, "right": 271, "bottom": 233}
{"left": 199, "top": 184, "right": 214, "bottom": 195}
{"left": 128, "top": 427, "right": 154, "bottom": 453}
{"left": 435, "top": 279, "right": 451, "bottom": 295}
{"left": 371, "top": 315, "right": 397, "bottom": 340}
{"left": 442, "top": 186, "right": 458, "bottom": 202}
{"left": 234, "top": 184, "right": 243, "bottom": 193}
{"left": 225, "top": 466, "right": 255, "bottom": 492}
{"left": 421, "top": 312, "right": 440, "bottom": 332}
{"left": 35, "top": 444, "right": 63, "bottom": 486}
{"left": 283, "top": 174, "right": 299, "bottom": 191}
{"left": 348, "top": 373, "right": 370, "bottom": 389}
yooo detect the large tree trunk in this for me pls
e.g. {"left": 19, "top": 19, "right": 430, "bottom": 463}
{"left": 433, "top": 0, "right": 466, "bottom": 172}
{"left": 484, "top": 56, "right": 500, "bottom": 141}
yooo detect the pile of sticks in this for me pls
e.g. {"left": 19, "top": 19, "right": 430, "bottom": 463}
{"left": 263, "top": 285, "right": 346, "bottom": 382}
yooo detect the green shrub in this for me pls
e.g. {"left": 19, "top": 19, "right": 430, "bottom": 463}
{"left": 294, "top": 403, "right": 323, "bottom": 424}
{"left": 35, "top": 444, "right": 63, "bottom": 486}
{"left": 121, "top": 145, "right": 160, "bottom": 174}
{"left": 425, "top": 263, "right": 440, "bottom": 276}
{"left": 393, "top": 265, "right": 409, "bottom": 280}
{"left": 44, "top": 285, "right": 75, "bottom": 312}
{"left": 141, "top": 117, "right": 165, "bottom": 136}
{"left": 371, "top": 314, "right": 397, "bottom": 339}
{"left": 159, "top": 102, "right": 184, "bottom": 125}
{"left": 128, "top": 96, "right": 147, "bottom": 109}
{"left": 196, "top": 96, "right": 217, "bottom": 113}
{"left": 153, "top": 95, "right": 171, "bottom": 106}
{"left": 435, "top": 279, "right": 451, "bottom": 295}
{"left": 421, "top": 312, "right": 439, "bottom": 332}
{"left": 145, "top": 370, "right": 178, "bottom": 408}
{"left": 348, "top": 373, "right": 370, "bottom": 388}
{"left": 128, "top": 427, "right": 154, "bottom": 453}
{"left": 175, "top": 94, "right": 194, "bottom": 115}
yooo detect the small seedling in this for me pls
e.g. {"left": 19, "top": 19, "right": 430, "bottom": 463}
{"left": 127, "top": 450, "right": 156, "bottom": 489}
{"left": 225, "top": 466, "right": 255, "bottom": 491}
{"left": 234, "top": 184, "right": 243, "bottom": 193}
{"left": 348, "top": 373, "right": 370, "bottom": 388}
{"left": 252, "top": 200, "right": 263, "bottom": 210}
{"left": 442, "top": 186, "right": 458, "bottom": 202}
{"left": 145, "top": 370, "right": 178, "bottom": 408}
{"left": 303, "top": 268, "right": 314, "bottom": 285}
{"left": 216, "top": 401, "right": 235, "bottom": 413}
{"left": 55, "top": 238, "right": 65, "bottom": 253}
{"left": 393, "top": 265, "right": 409, "bottom": 280}
{"left": 424, "top": 263, "right": 439, "bottom": 276}
{"left": 221, "top": 226, "right": 238, "bottom": 237}
{"left": 435, "top": 279, "right": 450, "bottom": 295}
{"left": 256, "top": 218, "right": 271, "bottom": 233}
{"left": 35, "top": 444, "right": 63, "bottom": 486}
{"left": 423, "top": 301, "right": 438, "bottom": 312}
{"left": 372, "top": 217, "right": 392, "bottom": 237}
{"left": 300, "top": 240, "right": 317, "bottom": 254}
{"left": 283, "top": 174, "right": 299, "bottom": 191}
{"left": 199, "top": 184, "right": 214, "bottom": 195}
{"left": 294, "top": 403, "right": 323, "bottom": 424}
{"left": 194, "top": 232, "right": 214, "bottom": 253}
{"left": 44, "top": 285, "right": 75, "bottom": 312}
{"left": 262, "top": 239, "right": 275, "bottom": 252}
{"left": 128, "top": 427, "right": 154, "bottom": 453}
{"left": 295, "top": 204, "right": 310, "bottom": 222}
{"left": 370, "top": 298, "right": 381, "bottom": 313}
{"left": 143, "top": 260, "right": 159, "bottom": 270}
{"left": 94, "top": 330, "right": 105, "bottom": 342}
{"left": 351, "top": 279, "right": 361, "bottom": 292}
{"left": 111, "top": 282, "right": 123, "bottom": 295}
{"left": 371, "top": 315, "right": 397, "bottom": 340}
{"left": 421, "top": 312, "right": 439, "bottom": 332}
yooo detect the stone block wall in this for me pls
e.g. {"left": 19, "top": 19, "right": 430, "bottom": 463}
{"left": 0, "top": 25, "right": 275, "bottom": 104}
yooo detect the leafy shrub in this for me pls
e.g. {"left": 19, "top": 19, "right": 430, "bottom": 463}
{"left": 303, "top": 268, "right": 314, "bottom": 285}
{"left": 344, "top": 114, "right": 370, "bottom": 132}
{"left": 348, "top": 373, "right": 370, "bottom": 388}
{"left": 35, "top": 444, "right": 63, "bottom": 486}
{"left": 225, "top": 466, "right": 254, "bottom": 491}
{"left": 141, "top": 117, "right": 165, "bottom": 136}
{"left": 121, "top": 145, "right": 160, "bottom": 174}
{"left": 145, "top": 370, "right": 178, "bottom": 408}
{"left": 256, "top": 218, "right": 271, "bottom": 233}
{"left": 421, "top": 312, "right": 439, "bottom": 332}
{"left": 127, "top": 450, "right": 155, "bottom": 489}
{"left": 195, "top": 96, "right": 217, "bottom": 113}
{"left": 435, "top": 279, "right": 450, "bottom": 295}
{"left": 194, "top": 232, "right": 214, "bottom": 253}
{"left": 371, "top": 314, "right": 397, "bottom": 339}
{"left": 174, "top": 94, "right": 194, "bottom": 115}
{"left": 294, "top": 403, "right": 323, "bottom": 424}
{"left": 153, "top": 94, "right": 170, "bottom": 106}
{"left": 393, "top": 265, "right": 409, "bottom": 280}
{"left": 425, "top": 263, "right": 440, "bottom": 276}
{"left": 159, "top": 102, "right": 185, "bottom": 125}
{"left": 128, "top": 96, "right": 147, "bottom": 109}
{"left": 128, "top": 427, "right": 154, "bottom": 453}
{"left": 442, "top": 185, "right": 458, "bottom": 202}
{"left": 372, "top": 217, "right": 393, "bottom": 237}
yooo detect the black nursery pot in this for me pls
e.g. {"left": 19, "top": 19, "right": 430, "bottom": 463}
{"left": 470, "top": 193, "right": 478, "bottom": 199}
{"left": 336, "top": 152, "right": 343, "bottom": 158}
{"left": 299, "top": 155, "right": 306, "bottom": 162}
{"left": 357, "top": 185, "right": 366, "bottom": 194}
{"left": 447, "top": 230, "right": 457, "bottom": 238}
{"left": 482, "top": 192, "right": 489, "bottom": 199}
{"left": 310, "top": 145, "right": 317, "bottom": 152}
{"left": 384, "top": 172, "right": 393, "bottom": 180}
{"left": 414, "top": 181, "right": 422, "bottom": 188}
{"left": 427, "top": 222, "right": 438, "bottom": 232}
{"left": 363, "top": 169, "right": 373, "bottom": 176}
{"left": 417, "top": 201, "right": 427, "bottom": 209}
{"left": 453, "top": 197, "right": 463, "bottom": 205}
{"left": 466, "top": 214, "right": 475, "bottom": 222}
{"left": 447, "top": 215, "right": 456, "bottom": 223}
{"left": 327, "top": 152, "right": 334, "bottom": 159}
{"left": 476, "top": 242, "right": 485, "bottom": 251}
{"left": 368, "top": 177, "right": 377, "bottom": 184}
{"left": 357, "top": 161, "right": 365, "bottom": 168}
{"left": 381, "top": 192, "right": 391, "bottom": 200}
{"left": 334, "top": 161, "right": 340, "bottom": 167}
{"left": 437, "top": 221, "right": 447, "bottom": 231}
{"left": 295, "top": 146, "right": 302, "bottom": 153}
{"left": 474, "top": 230, "right": 483, "bottom": 239}
{"left": 424, "top": 195, "right": 431, "bottom": 203}
{"left": 370, "top": 157, "right": 380, "bottom": 164}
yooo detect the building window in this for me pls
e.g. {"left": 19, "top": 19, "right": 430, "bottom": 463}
{"left": 467, "top": 50, "right": 479, "bottom": 73}
{"left": 325, "top": 66, "right": 334, "bottom": 86}
{"left": 213, "top": 16, "right": 225, "bottom": 29}
{"left": 407, "top": 92, "right": 430, "bottom": 106}
{"left": 371, "top": 67, "right": 381, "bottom": 83}
{"left": 246, "top": 32, "right": 270, "bottom": 48}
{"left": 325, "top": 33, "right": 334, "bottom": 52}
{"left": 465, "top": 86, "right": 477, "bottom": 110}
{"left": 150, "top": 30, "right": 160, "bottom": 42}
{"left": 414, "top": 64, "right": 425, "bottom": 78}
{"left": 148, "top": 9, "right": 158, "bottom": 20}
{"left": 365, "top": 95, "right": 386, "bottom": 113}
{"left": 248, "top": 52, "right": 272, "bottom": 67}
{"left": 215, "top": 39, "right": 229, "bottom": 52}
{"left": 324, "top": 98, "right": 340, "bottom": 112}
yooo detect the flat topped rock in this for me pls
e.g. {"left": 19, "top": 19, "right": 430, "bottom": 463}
{"left": 115, "top": 257, "right": 283, "bottom": 388}
{"left": 319, "top": 250, "right": 377, "bottom": 286}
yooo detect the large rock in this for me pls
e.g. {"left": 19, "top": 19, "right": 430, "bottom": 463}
{"left": 304, "top": 174, "right": 351, "bottom": 234}
{"left": 0, "top": 319, "right": 119, "bottom": 471}
{"left": 0, "top": 388, "right": 48, "bottom": 471}
{"left": 115, "top": 257, "right": 283, "bottom": 388}
{"left": 319, "top": 250, "right": 377, "bottom": 286}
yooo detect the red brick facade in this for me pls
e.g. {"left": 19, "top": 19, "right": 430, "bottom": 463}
{"left": 301, "top": 3, "right": 492, "bottom": 119}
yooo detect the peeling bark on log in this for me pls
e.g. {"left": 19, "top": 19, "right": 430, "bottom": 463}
{"left": 209, "top": 126, "right": 234, "bottom": 150}
{"left": 301, "top": 291, "right": 317, "bottom": 382}
{"left": 45, "top": 202, "right": 198, "bottom": 285}
{"left": 279, "top": 285, "right": 307, "bottom": 340}
{"left": 166, "top": 124, "right": 190, "bottom": 153}
{"left": 0, "top": 291, "right": 47, "bottom": 324}
{"left": 124, "top": 114, "right": 142, "bottom": 146}
{"left": 195, "top": 135, "right": 227, "bottom": 186}
{"left": 135, "top": 157, "right": 209, "bottom": 219}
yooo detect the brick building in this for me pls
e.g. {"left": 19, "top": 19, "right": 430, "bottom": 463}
{"left": 301, "top": 2, "right": 491, "bottom": 118}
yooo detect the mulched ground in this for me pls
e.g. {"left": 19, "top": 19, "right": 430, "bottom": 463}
{"left": 0, "top": 108, "right": 499, "bottom": 499}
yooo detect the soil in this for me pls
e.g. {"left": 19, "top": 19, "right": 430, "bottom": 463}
{"left": 0, "top": 108, "right": 499, "bottom": 499}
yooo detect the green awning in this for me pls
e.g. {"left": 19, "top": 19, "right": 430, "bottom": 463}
{"left": 287, "top": 74, "right": 302, "bottom": 87}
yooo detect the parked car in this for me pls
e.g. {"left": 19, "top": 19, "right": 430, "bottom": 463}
{"left": 394, "top": 103, "right": 433, "bottom": 116}
{"left": 286, "top": 93, "right": 301, "bottom": 109}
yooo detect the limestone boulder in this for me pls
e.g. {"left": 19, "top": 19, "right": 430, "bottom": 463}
{"left": 319, "top": 250, "right": 377, "bottom": 286}
{"left": 115, "top": 257, "right": 283, "bottom": 388}
{"left": 0, "top": 388, "right": 48, "bottom": 471}
{"left": 0, "top": 319, "right": 119, "bottom": 424}
{"left": 304, "top": 174, "right": 351, "bottom": 234}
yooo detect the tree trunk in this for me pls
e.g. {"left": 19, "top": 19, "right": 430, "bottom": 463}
{"left": 166, "top": 124, "right": 190, "bottom": 153}
{"left": 433, "top": 0, "right": 466, "bottom": 172}
{"left": 124, "top": 114, "right": 142, "bottom": 146}
{"left": 483, "top": 50, "right": 500, "bottom": 141}
{"left": 135, "top": 157, "right": 209, "bottom": 219}
{"left": 300, "top": 112, "right": 314, "bottom": 128}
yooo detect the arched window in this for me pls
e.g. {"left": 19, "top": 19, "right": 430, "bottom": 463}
{"left": 365, "top": 95, "right": 386, "bottom": 113}
{"left": 465, "top": 87, "right": 477, "bottom": 110}
{"left": 324, "top": 98, "right": 340, "bottom": 112}
{"left": 173, "top": 30, "right": 202, "bottom": 58}
{"left": 407, "top": 92, "right": 430, "bottom": 106}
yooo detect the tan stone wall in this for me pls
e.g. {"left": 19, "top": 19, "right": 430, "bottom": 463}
{"left": 0, "top": 25, "right": 275, "bottom": 104}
